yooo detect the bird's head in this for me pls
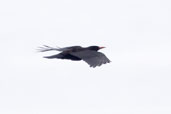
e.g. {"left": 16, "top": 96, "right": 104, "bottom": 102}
{"left": 88, "top": 46, "right": 105, "bottom": 51}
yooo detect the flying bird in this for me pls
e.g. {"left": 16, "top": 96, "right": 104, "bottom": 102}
{"left": 38, "top": 45, "right": 111, "bottom": 68}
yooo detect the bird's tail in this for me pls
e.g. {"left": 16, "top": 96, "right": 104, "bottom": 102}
{"left": 43, "top": 54, "right": 63, "bottom": 59}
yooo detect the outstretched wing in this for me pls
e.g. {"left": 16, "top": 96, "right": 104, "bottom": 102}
{"left": 70, "top": 50, "right": 111, "bottom": 67}
{"left": 38, "top": 45, "right": 82, "bottom": 52}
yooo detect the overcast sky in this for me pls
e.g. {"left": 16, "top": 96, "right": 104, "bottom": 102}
{"left": 0, "top": 0, "right": 171, "bottom": 114}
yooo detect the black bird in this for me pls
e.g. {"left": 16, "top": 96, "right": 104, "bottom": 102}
{"left": 38, "top": 45, "right": 111, "bottom": 68}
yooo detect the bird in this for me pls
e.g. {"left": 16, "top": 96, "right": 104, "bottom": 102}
{"left": 38, "top": 45, "right": 111, "bottom": 68}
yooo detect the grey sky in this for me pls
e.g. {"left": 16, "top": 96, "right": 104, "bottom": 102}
{"left": 0, "top": 0, "right": 171, "bottom": 114}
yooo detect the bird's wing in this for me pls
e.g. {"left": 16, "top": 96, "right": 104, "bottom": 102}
{"left": 54, "top": 46, "right": 82, "bottom": 51}
{"left": 38, "top": 45, "right": 82, "bottom": 52}
{"left": 70, "top": 50, "right": 111, "bottom": 67}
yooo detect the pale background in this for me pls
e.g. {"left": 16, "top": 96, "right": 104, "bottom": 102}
{"left": 0, "top": 0, "right": 171, "bottom": 114}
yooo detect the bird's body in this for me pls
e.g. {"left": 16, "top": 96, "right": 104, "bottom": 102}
{"left": 38, "top": 45, "right": 111, "bottom": 68}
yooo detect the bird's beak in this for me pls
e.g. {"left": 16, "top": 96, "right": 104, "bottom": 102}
{"left": 99, "top": 46, "right": 106, "bottom": 49}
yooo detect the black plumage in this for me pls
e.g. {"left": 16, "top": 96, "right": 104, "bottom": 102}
{"left": 38, "top": 45, "right": 111, "bottom": 68}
